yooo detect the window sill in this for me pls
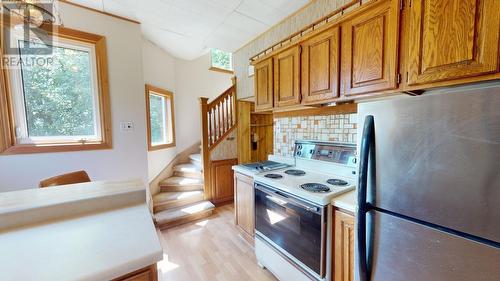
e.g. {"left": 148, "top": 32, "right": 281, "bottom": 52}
{"left": 148, "top": 142, "right": 175, "bottom": 152}
{"left": 1, "top": 142, "right": 112, "bottom": 155}
{"left": 209, "top": 67, "right": 234, "bottom": 75}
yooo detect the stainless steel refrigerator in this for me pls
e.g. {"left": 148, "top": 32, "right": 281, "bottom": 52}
{"left": 355, "top": 85, "right": 500, "bottom": 281}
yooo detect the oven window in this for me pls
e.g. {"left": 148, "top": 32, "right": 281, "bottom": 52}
{"left": 255, "top": 185, "right": 324, "bottom": 275}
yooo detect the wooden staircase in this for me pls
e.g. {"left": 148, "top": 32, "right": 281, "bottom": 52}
{"left": 153, "top": 152, "right": 215, "bottom": 229}
{"left": 199, "top": 82, "right": 237, "bottom": 202}
{"left": 152, "top": 80, "right": 237, "bottom": 229}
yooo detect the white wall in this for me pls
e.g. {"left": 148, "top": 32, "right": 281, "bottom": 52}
{"left": 142, "top": 39, "right": 178, "bottom": 181}
{"left": 174, "top": 53, "right": 233, "bottom": 152}
{"left": 142, "top": 44, "right": 233, "bottom": 181}
{"left": 0, "top": 3, "right": 149, "bottom": 191}
{"left": 0, "top": 4, "right": 234, "bottom": 191}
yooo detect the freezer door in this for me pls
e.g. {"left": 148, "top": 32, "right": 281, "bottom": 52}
{"left": 358, "top": 87, "right": 500, "bottom": 242}
{"left": 362, "top": 211, "right": 500, "bottom": 281}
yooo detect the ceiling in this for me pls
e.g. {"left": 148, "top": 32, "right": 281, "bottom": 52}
{"left": 66, "top": 0, "right": 310, "bottom": 60}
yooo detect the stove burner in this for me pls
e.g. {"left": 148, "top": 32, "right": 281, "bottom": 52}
{"left": 327, "top": 178, "right": 349, "bottom": 186}
{"left": 301, "top": 183, "right": 330, "bottom": 193}
{"left": 284, "top": 169, "right": 306, "bottom": 176}
{"left": 264, "top": 174, "right": 283, "bottom": 179}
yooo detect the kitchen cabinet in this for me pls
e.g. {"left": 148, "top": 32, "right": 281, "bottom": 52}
{"left": 301, "top": 26, "right": 340, "bottom": 105}
{"left": 341, "top": 0, "right": 400, "bottom": 97}
{"left": 211, "top": 158, "right": 238, "bottom": 204}
{"left": 274, "top": 45, "right": 301, "bottom": 107}
{"left": 234, "top": 172, "right": 255, "bottom": 242}
{"left": 333, "top": 209, "right": 355, "bottom": 281}
{"left": 406, "top": 0, "right": 500, "bottom": 86}
{"left": 254, "top": 58, "right": 274, "bottom": 112}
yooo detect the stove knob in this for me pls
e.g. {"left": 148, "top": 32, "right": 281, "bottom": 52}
{"left": 297, "top": 151, "right": 302, "bottom": 156}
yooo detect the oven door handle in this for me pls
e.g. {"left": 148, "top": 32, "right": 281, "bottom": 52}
{"left": 255, "top": 184, "right": 320, "bottom": 213}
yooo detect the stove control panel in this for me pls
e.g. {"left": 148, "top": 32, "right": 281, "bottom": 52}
{"left": 295, "top": 141, "right": 356, "bottom": 166}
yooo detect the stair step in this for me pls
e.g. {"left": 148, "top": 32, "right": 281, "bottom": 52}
{"left": 189, "top": 153, "right": 201, "bottom": 163}
{"left": 153, "top": 190, "right": 204, "bottom": 213}
{"left": 160, "top": 176, "right": 204, "bottom": 192}
{"left": 174, "top": 163, "right": 203, "bottom": 179}
{"left": 154, "top": 201, "right": 215, "bottom": 229}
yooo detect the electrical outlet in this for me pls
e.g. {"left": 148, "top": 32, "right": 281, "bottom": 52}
{"left": 120, "top": 121, "right": 134, "bottom": 132}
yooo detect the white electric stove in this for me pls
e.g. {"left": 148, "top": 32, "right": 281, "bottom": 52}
{"left": 254, "top": 140, "right": 357, "bottom": 281}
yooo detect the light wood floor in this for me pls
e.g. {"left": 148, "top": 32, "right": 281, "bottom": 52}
{"left": 156, "top": 204, "right": 277, "bottom": 281}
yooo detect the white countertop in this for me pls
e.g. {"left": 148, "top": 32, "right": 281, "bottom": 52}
{"left": 232, "top": 165, "right": 259, "bottom": 177}
{"left": 331, "top": 190, "right": 357, "bottom": 213}
{"left": 0, "top": 180, "right": 163, "bottom": 281}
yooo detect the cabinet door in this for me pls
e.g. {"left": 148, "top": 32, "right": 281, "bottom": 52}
{"left": 234, "top": 172, "right": 254, "bottom": 238}
{"left": 254, "top": 58, "right": 274, "bottom": 111}
{"left": 211, "top": 159, "right": 237, "bottom": 204}
{"left": 274, "top": 46, "right": 301, "bottom": 107}
{"left": 341, "top": 0, "right": 400, "bottom": 96}
{"left": 334, "top": 210, "right": 355, "bottom": 281}
{"left": 301, "top": 27, "right": 340, "bottom": 104}
{"left": 407, "top": 0, "right": 500, "bottom": 85}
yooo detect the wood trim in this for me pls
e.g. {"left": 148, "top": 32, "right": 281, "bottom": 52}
{"left": 58, "top": 0, "right": 141, "bottom": 25}
{"left": 111, "top": 264, "right": 158, "bottom": 281}
{"left": 0, "top": 26, "right": 112, "bottom": 154}
{"left": 209, "top": 66, "right": 234, "bottom": 75}
{"left": 145, "top": 84, "right": 176, "bottom": 151}
{"left": 273, "top": 102, "right": 357, "bottom": 118}
{"left": 199, "top": 97, "right": 211, "bottom": 201}
{"left": 250, "top": 0, "right": 366, "bottom": 64}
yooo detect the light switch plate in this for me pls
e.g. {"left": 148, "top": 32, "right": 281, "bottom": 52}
{"left": 120, "top": 121, "right": 134, "bottom": 132}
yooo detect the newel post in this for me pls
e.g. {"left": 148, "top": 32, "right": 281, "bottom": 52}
{"left": 199, "top": 97, "right": 211, "bottom": 201}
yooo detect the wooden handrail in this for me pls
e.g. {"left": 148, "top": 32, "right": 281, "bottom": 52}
{"left": 201, "top": 84, "right": 237, "bottom": 151}
{"left": 199, "top": 80, "right": 237, "bottom": 201}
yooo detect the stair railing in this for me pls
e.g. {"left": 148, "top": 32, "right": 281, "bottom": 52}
{"left": 199, "top": 79, "right": 237, "bottom": 201}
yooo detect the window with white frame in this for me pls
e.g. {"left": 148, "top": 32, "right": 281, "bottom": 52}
{"left": 11, "top": 39, "right": 101, "bottom": 144}
{"left": 210, "top": 49, "right": 233, "bottom": 72}
{"left": 0, "top": 25, "right": 111, "bottom": 154}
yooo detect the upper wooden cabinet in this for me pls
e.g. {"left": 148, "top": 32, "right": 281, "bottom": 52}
{"left": 254, "top": 58, "right": 274, "bottom": 111}
{"left": 341, "top": 0, "right": 401, "bottom": 96}
{"left": 250, "top": 0, "right": 500, "bottom": 109}
{"left": 301, "top": 27, "right": 340, "bottom": 105}
{"left": 406, "top": 0, "right": 500, "bottom": 85}
{"left": 274, "top": 46, "right": 301, "bottom": 107}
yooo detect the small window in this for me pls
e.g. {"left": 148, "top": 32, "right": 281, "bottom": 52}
{"left": 145, "top": 85, "right": 175, "bottom": 150}
{"left": 209, "top": 49, "right": 233, "bottom": 74}
{"left": 1, "top": 25, "right": 111, "bottom": 154}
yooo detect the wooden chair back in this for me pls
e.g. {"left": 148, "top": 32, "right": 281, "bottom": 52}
{"left": 39, "top": 171, "right": 91, "bottom": 188}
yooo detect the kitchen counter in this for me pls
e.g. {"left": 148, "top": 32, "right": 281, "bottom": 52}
{"left": 0, "top": 180, "right": 163, "bottom": 281}
{"left": 331, "top": 190, "right": 357, "bottom": 213}
{"left": 232, "top": 165, "right": 259, "bottom": 177}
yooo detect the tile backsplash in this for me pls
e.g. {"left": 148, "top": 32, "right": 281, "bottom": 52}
{"left": 274, "top": 114, "right": 358, "bottom": 157}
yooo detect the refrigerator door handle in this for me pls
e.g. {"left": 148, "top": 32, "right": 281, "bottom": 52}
{"left": 357, "top": 115, "right": 375, "bottom": 281}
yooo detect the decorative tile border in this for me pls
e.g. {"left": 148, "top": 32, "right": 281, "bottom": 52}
{"left": 274, "top": 113, "right": 357, "bottom": 157}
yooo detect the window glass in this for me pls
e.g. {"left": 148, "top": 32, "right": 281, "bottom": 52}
{"left": 18, "top": 40, "right": 97, "bottom": 139}
{"left": 146, "top": 86, "right": 175, "bottom": 150}
{"left": 149, "top": 94, "right": 167, "bottom": 145}
{"left": 211, "top": 49, "right": 233, "bottom": 71}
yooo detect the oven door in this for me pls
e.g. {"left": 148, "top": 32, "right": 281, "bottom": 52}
{"left": 254, "top": 182, "right": 326, "bottom": 277}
